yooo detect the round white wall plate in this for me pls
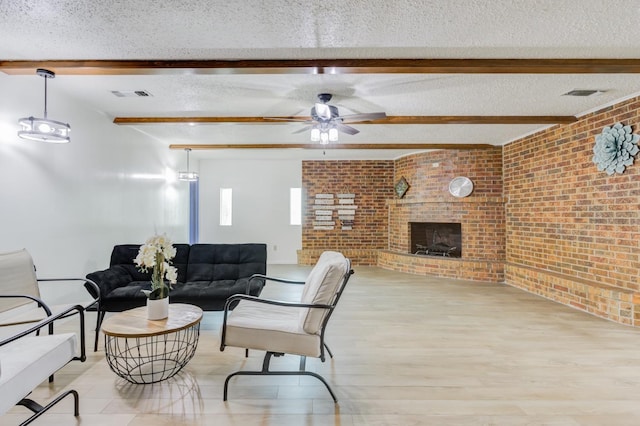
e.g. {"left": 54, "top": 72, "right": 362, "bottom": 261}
{"left": 448, "top": 176, "right": 474, "bottom": 197}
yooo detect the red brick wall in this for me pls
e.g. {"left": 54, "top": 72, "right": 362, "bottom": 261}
{"left": 299, "top": 160, "right": 394, "bottom": 265}
{"left": 504, "top": 96, "right": 640, "bottom": 324}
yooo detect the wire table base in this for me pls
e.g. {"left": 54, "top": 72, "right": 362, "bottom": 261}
{"left": 104, "top": 324, "right": 200, "bottom": 384}
{"left": 101, "top": 304, "right": 203, "bottom": 384}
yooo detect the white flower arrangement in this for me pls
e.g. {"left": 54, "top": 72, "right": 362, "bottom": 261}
{"left": 134, "top": 234, "right": 178, "bottom": 300}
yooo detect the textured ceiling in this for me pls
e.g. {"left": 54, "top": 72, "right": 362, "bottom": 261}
{"left": 2, "top": 0, "right": 640, "bottom": 160}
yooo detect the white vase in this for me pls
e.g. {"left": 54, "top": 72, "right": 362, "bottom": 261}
{"left": 147, "top": 297, "right": 169, "bottom": 320}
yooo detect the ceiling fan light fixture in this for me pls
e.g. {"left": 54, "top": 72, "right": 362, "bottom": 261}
{"left": 18, "top": 68, "right": 71, "bottom": 143}
{"left": 320, "top": 131, "right": 330, "bottom": 145}
{"left": 310, "top": 127, "right": 321, "bottom": 142}
{"left": 328, "top": 127, "right": 339, "bottom": 142}
{"left": 178, "top": 148, "right": 199, "bottom": 182}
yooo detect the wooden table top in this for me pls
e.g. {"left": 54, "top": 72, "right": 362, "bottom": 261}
{"left": 101, "top": 303, "right": 203, "bottom": 338}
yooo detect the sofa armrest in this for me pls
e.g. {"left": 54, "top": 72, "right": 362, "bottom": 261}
{"left": 85, "top": 265, "right": 133, "bottom": 299}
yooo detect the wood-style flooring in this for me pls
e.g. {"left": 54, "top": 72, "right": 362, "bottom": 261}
{"left": 4, "top": 265, "right": 640, "bottom": 425}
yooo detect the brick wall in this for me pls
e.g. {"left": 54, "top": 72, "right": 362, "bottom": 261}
{"left": 504, "top": 96, "right": 640, "bottom": 325}
{"left": 298, "top": 160, "right": 394, "bottom": 265}
{"left": 383, "top": 148, "right": 506, "bottom": 280}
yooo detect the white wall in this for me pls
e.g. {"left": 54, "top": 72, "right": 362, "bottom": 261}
{"left": 199, "top": 159, "right": 301, "bottom": 264}
{"left": 0, "top": 74, "right": 189, "bottom": 279}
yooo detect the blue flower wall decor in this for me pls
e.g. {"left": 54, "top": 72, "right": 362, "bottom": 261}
{"left": 592, "top": 122, "right": 640, "bottom": 175}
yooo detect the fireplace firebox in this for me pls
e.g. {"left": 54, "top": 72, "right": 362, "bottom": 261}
{"left": 410, "top": 222, "right": 462, "bottom": 258}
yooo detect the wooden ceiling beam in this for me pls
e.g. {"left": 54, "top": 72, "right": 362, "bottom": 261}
{"left": 169, "top": 143, "right": 495, "bottom": 150}
{"left": 115, "top": 115, "right": 577, "bottom": 125}
{"left": 3, "top": 59, "right": 640, "bottom": 75}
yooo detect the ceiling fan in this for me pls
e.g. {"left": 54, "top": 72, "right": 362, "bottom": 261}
{"left": 270, "top": 93, "right": 387, "bottom": 144}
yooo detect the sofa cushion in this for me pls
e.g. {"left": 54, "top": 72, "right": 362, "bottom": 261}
{"left": 0, "top": 333, "right": 77, "bottom": 415}
{"left": 186, "top": 244, "right": 267, "bottom": 282}
{"left": 170, "top": 277, "right": 260, "bottom": 310}
{"left": 98, "top": 281, "right": 152, "bottom": 311}
{"left": 110, "top": 244, "right": 191, "bottom": 283}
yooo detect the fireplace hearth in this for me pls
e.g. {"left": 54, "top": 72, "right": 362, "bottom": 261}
{"left": 410, "top": 222, "right": 462, "bottom": 258}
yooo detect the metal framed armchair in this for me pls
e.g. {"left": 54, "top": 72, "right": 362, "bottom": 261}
{"left": 0, "top": 249, "right": 99, "bottom": 337}
{"left": 220, "top": 251, "right": 353, "bottom": 403}
{"left": 0, "top": 304, "right": 87, "bottom": 425}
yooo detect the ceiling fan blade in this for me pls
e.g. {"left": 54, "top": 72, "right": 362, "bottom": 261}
{"left": 339, "top": 112, "right": 387, "bottom": 123}
{"left": 263, "top": 117, "right": 311, "bottom": 122}
{"left": 336, "top": 123, "right": 360, "bottom": 135}
{"left": 292, "top": 126, "right": 312, "bottom": 134}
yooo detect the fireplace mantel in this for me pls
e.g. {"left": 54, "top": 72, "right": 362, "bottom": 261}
{"left": 387, "top": 196, "right": 505, "bottom": 206}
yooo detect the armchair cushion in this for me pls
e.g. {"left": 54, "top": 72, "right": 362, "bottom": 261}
{"left": 0, "top": 249, "right": 39, "bottom": 313}
{"left": 0, "top": 333, "right": 77, "bottom": 414}
{"left": 300, "top": 251, "right": 349, "bottom": 334}
{"left": 0, "top": 249, "right": 98, "bottom": 333}
{"left": 224, "top": 302, "right": 321, "bottom": 357}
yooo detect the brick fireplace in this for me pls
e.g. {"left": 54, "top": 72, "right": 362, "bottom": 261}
{"left": 379, "top": 148, "right": 506, "bottom": 281}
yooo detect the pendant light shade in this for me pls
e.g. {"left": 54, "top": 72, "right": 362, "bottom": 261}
{"left": 18, "top": 69, "right": 71, "bottom": 143}
{"left": 178, "top": 148, "right": 199, "bottom": 181}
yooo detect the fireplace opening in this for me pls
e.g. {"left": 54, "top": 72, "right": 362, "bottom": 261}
{"left": 410, "top": 222, "right": 462, "bottom": 258}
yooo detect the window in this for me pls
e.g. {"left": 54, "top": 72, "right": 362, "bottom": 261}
{"left": 220, "top": 188, "right": 232, "bottom": 226}
{"left": 290, "top": 187, "right": 301, "bottom": 225}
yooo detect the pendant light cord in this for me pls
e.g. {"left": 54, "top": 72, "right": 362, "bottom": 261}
{"left": 43, "top": 74, "right": 48, "bottom": 119}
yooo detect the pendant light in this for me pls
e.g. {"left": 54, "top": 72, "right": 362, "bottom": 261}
{"left": 18, "top": 68, "right": 71, "bottom": 143}
{"left": 178, "top": 148, "right": 199, "bottom": 181}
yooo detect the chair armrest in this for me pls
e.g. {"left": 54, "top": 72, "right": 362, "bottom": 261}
{"left": 225, "top": 294, "right": 332, "bottom": 311}
{"left": 37, "top": 277, "right": 100, "bottom": 310}
{"left": 0, "top": 304, "right": 87, "bottom": 362}
{"left": 0, "top": 294, "right": 53, "bottom": 316}
{"left": 249, "top": 273, "right": 305, "bottom": 285}
{"left": 246, "top": 273, "right": 304, "bottom": 295}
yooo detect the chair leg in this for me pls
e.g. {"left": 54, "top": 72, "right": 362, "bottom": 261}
{"left": 17, "top": 389, "right": 79, "bottom": 425}
{"left": 223, "top": 351, "right": 338, "bottom": 403}
{"left": 94, "top": 310, "right": 106, "bottom": 352}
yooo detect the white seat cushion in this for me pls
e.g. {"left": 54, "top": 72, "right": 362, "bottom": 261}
{"left": 0, "top": 333, "right": 77, "bottom": 415}
{"left": 225, "top": 301, "right": 322, "bottom": 358}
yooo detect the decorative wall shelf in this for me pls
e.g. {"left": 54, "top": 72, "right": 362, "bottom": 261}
{"left": 312, "top": 193, "right": 358, "bottom": 230}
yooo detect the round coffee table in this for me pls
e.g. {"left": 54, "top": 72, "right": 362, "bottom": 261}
{"left": 101, "top": 303, "right": 203, "bottom": 384}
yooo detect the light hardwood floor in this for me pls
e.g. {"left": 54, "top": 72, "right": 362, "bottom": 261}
{"left": 5, "top": 265, "right": 640, "bottom": 425}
